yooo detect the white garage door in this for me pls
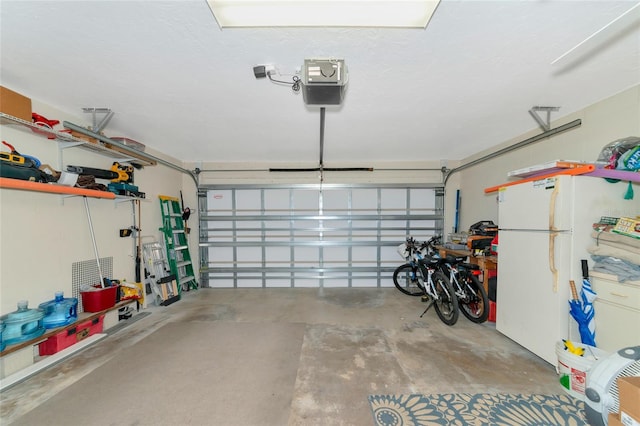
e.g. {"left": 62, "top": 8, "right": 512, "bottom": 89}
{"left": 198, "top": 184, "right": 444, "bottom": 288}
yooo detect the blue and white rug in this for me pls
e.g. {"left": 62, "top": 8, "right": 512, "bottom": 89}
{"left": 368, "top": 393, "right": 586, "bottom": 426}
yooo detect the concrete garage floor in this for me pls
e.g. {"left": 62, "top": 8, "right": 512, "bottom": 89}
{"left": 1, "top": 288, "right": 561, "bottom": 425}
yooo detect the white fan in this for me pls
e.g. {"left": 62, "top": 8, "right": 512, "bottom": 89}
{"left": 584, "top": 346, "right": 640, "bottom": 426}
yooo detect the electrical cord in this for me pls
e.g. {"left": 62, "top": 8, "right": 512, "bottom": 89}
{"left": 292, "top": 75, "right": 301, "bottom": 92}
{"left": 267, "top": 72, "right": 301, "bottom": 93}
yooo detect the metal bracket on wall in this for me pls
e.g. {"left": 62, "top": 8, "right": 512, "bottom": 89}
{"left": 529, "top": 106, "right": 560, "bottom": 132}
{"left": 442, "top": 118, "right": 582, "bottom": 185}
{"left": 82, "top": 107, "right": 114, "bottom": 133}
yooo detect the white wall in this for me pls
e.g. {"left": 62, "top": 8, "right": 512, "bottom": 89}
{"left": 450, "top": 84, "right": 640, "bottom": 233}
{"left": 0, "top": 98, "right": 190, "bottom": 314}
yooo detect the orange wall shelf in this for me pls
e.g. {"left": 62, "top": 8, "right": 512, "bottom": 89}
{"left": 0, "top": 177, "right": 116, "bottom": 199}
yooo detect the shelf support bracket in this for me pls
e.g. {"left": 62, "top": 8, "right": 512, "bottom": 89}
{"left": 529, "top": 106, "right": 560, "bottom": 132}
{"left": 82, "top": 108, "right": 114, "bottom": 133}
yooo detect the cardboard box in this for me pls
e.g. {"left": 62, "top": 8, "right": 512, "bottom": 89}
{"left": 0, "top": 86, "right": 32, "bottom": 122}
{"left": 38, "top": 315, "right": 104, "bottom": 356}
{"left": 619, "top": 376, "right": 640, "bottom": 425}
{"left": 610, "top": 413, "right": 625, "bottom": 426}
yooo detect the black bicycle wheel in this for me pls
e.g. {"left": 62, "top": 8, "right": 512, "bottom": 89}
{"left": 432, "top": 270, "right": 459, "bottom": 325}
{"left": 458, "top": 272, "right": 489, "bottom": 323}
{"left": 393, "top": 263, "right": 424, "bottom": 296}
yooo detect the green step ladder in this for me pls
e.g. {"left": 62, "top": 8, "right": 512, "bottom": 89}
{"left": 159, "top": 195, "right": 198, "bottom": 292}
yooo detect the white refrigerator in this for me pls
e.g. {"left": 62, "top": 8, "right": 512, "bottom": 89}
{"left": 496, "top": 174, "right": 639, "bottom": 365}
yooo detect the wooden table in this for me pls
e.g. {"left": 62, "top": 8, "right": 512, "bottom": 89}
{"left": 435, "top": 245, "right": 497, "bottom": 293}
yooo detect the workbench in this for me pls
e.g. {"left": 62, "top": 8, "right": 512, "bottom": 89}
{"left": 435, "top": 246, "right": 497, "bottom": 292}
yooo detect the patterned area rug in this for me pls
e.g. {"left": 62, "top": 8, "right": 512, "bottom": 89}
{"left": 368, "top": 393, "right": 586, "bottom": 426}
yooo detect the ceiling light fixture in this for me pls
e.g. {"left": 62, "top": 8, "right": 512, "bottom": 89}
{"left": 206, "top": 0, "right": 441, "bottom": 28}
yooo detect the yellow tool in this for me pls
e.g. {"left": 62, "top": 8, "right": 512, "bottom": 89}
{"left": 67, "top": 162, "right": 132, "bottom": 183}
{"left": 1, "top": 151, "right": 26, "bottom": 164}
{"left": 563, "top": 339, "right": 585, "bottom": 356}
{"left": 110, "top": 162, "right": 134, "bottom": 183}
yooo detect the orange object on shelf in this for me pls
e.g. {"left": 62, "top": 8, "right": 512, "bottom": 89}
{"left": 0, "top": 177, "right": 116, "bottom": 199}
{"left": 507, "top": 160, "right": 589, "bottom": 178}
{"left": 484, "top": 164, "right": 595, "bottom": 194}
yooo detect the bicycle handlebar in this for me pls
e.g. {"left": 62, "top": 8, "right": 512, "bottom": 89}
{"left": 400, "top": 235, "right": 443, "bottom": 261}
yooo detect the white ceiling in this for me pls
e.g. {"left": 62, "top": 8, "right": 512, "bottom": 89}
{"left": 1, "top": 1, "right": 639, "bottom": 167}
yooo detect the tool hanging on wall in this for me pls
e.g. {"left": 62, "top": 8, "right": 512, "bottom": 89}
{"left": 134, "top": 199, "right": 142, "bottom": 286}
{"left": 180, "top": 190, "right": 191, "bottom": 234}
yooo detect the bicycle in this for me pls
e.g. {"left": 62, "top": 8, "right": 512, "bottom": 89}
{"left": 393, "top": 236, "right": 459, "bottom": 325}
{"left": 423, "top": 236, "right": 490, "bottom": 323}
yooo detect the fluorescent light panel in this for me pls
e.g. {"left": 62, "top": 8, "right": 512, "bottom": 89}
{"left": 207, "top": 1, "right": 441, "bottom": 28}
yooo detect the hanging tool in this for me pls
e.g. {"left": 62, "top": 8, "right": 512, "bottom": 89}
{"left": 180, "top": 190, "right": 191, "bottom": 234}
{"left": 134, "top": 199, "right": 142, "bottom": 285}
{"left": 132, "top": 199, "right": 143, "bottom": 308}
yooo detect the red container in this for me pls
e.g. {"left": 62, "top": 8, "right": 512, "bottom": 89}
{"left": 39, "top": 315, "right": 104, "bottom": 355}
{"left": 488, "top": 300, "right": 497, "bottom": 322}
{"left": 80, "top": 286, "right": 118, "bottom": 313}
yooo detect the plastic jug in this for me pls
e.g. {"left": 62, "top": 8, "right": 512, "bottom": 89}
{"left": 39, "top": 291, "right": 78, "bottom": 329}
{"left": 0, "top": 301, "right": 46, "bottom": 345}
{"left": 0, "top": 321, "right": 5, "bottom": 352}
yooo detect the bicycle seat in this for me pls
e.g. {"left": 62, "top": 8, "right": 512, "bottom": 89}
{"left": 445, "top": 255, "right": 467, "bottom": 264}
{"left": 459, "top": 262, "right": 480, "bottom": 271}
{"left": 418, "top": 257, "right": 441, "bottom": 267}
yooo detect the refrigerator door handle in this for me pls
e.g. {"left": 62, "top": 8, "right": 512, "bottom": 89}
{"left": 549, "top": 231, "right": 559, "bottom": 292}
{"left": 548, "top": 179, "right": 559, "bottom": 232}
{"left": 548, "top": 180, "right": 559, "bottom": 292}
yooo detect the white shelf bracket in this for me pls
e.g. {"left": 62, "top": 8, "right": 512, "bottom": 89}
{"left": 82, "top": 108, "right": 114, "bottom": 133}
{"left": 529, "top": 106, "right": 560, "bottom": 132}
